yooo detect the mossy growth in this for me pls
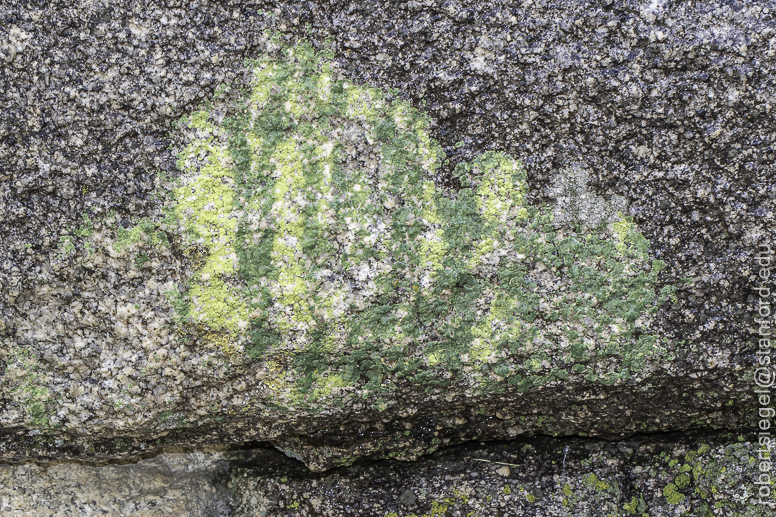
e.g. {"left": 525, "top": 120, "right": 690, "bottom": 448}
{"left": 117, "top": 38, "right": 678, "bottom": 408}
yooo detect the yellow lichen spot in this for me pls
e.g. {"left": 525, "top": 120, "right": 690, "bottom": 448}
{"left": 188, "top": 110, "right": 211, "bottom": 130}
{"left": 428, "top": 501, "right": 448, "bottom": 516}
{"left": 174, "top": 114, "right": 251, "bottom": 352}
{"left": 311, "top": 373, "right": 352, "bottom": 400}
{"left": 420, "top": 181, "right": 441, "bottom": 224}
{"left": 202, "top": 331, "right": 238, "bottom": 356}
{"left": 469, "top": 337, "right": 496, "bottom": 363}
{"left": 346, "top": 85, "right": 376, "bottom": 119}
{"left": 414, "top": 119, "right": 440, "bottom": 170}
{"left": 260, "top": 359, "right": 289, "bottom": 394}
{"left": 316, "top": 72, "right": 332, "bottom": 103}
{"left": 420, "top": 230, "right": 446, "bottom": 273}
{"left": 586, "top": 473, "right": 610, "bottom": 491}
{"left": 611, "top": 214, "right": 638, "bottom": 254}
{"left": 467, "top": 237, "right": 497, "bottom": 269}
{"left": 268, "top": 137, "right": 316, "bottom": 332}
{"left": 250, "top": 62, "right": 277, "bottom": 108}
{"left": 472, "top": 152, "right": 525, "bottom": 223}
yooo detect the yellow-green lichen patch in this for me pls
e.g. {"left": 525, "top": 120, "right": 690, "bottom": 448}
{"left": 159, "top": 39, "right": 678, "bottom": 408}
{"left": 173, "top": 108, "right": 251, "bottom": 349}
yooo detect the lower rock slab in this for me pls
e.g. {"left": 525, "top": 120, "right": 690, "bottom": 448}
{"left": 0, "top": 431, "right": 773, "bottom": 516}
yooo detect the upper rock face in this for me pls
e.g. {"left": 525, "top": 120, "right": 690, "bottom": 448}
{"left": 2, "top": 40, "right": 677, "bottom": 467}
{"left": 0, "top": 0, "right": 773, "bottom": 469}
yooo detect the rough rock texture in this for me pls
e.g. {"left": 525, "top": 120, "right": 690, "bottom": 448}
{"left": 0, "top": 449, "right": 233, "bottom": 516}
{"left": 0, "top": 433, "right": 770, "bottom": 516}
{"left": 226, "top": 432, "right": 771, "bottom": 517}
{"left": 0, "top": 0, "right": 774, "bottom": 510}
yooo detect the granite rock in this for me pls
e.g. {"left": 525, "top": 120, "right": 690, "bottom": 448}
{"left": 0, "top": 0, "right": 773, "bottom": 503}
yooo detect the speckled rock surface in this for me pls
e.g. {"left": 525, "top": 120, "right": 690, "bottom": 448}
{"left": 225, "top": 432, "right": 773, "bottom": 516}
{"left": 0, "top": 0, "right": 774, "bottom": 502}
{"left": 0, "top": 433, "right": 771, "bottom": 516}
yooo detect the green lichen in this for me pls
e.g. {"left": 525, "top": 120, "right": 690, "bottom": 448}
{"left": 585, "top": 473, "right": 610, "bottom": 492}
{"left": 623, "top": 495, "right": 647, "bottom": 514}
{"left": 1, "top": 342, "right": 57, "bottom": 428}
{"left": 663, "top": 483, "right": 685, "bottom": 505}
{"left": 58, "top": 235, "right": 75, "bottom": 256}
{"left": 675, "top": 472, "right": 691, "bottom": 488}
{"left": 113, "top": 217, "right": 169, "bottom": 253}
{"left": 106, "top": 39, "right": 679, "bottom": 408}
{"left": 57, "top": 213, "right": 96, "bottom": 257}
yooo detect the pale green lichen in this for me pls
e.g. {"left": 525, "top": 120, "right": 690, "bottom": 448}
{"left": 111, "top": 39, "right": 677, "bottom": 407}
{"left": 174, "top": 109, "right": 251, "bottom": 340}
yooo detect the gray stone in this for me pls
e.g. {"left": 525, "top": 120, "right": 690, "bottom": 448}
{"left": 0, "top": 0, "right": 773, "bottom": 512}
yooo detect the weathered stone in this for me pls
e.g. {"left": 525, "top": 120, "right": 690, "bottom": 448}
{"left": 225, "top": 432, "right": 772, "bottom": 516}
{"left": 0, "top": 0, "right": 773, "bottom": 512}
{"left": 0, "top": 432, "right": 765, "bottom": 516}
